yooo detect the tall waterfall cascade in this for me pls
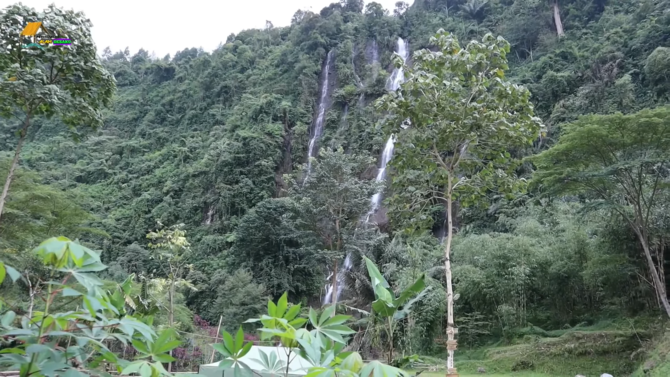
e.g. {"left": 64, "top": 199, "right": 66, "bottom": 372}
{"left": 386, "top": 37, "right": 409, "bottom": 91}
{"left": 365, "top": 135, "right": 396, "bottom": 222}
{"left": 306, "top": 49, "right": 335, "bottom": 177}
{"left": 322, "top": 38, "right": 408, "bottom": 306}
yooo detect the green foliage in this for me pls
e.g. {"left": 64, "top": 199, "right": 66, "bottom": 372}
{"left": 0, "top": 159, "right": 102, "bottom": 252}
{"left": 364, "top": 256, "right": 427, "bottom": 363}
{"left": 645, "top": 47, "right": 670, "bottom": 95}
{"left": 0, "top": 4, "right": 115, "bottom": 132}
{"left": 207, "top": 269, "right": 269, "bottom": 332}
{"left": 214, "top": 293, "right": 407, "bottom": 377}
{"left": 211, "top": 327, "right": 254, "bottom": 376}
{"left": 378, "top": 29, "right": 544, "bottom": 232}
{"left": 1, "top": 0, "right": 669, "bottom": 371}
{"left": 285, "top": 147, "right": 383, "bottom": 303}
{"left": 531, "top": 107, "right": 670, "bottom": 317}
{"left": 365, "top": 256, "right": 427, "bottom": 321}
{"left": 229, "top": 198, "right": 321, "bottom": 301}
{"left": 0, "top": 237, "right": 179, "bottom": 377}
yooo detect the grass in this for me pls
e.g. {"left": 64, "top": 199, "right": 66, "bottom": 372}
{"left": 409, "top": 318, "right": 665, "bottom": 376}
{"left": 414, "top": 372, "right": 553, "bottom": 377}
{"left": 630, "top": 329, "right": 670, "bottom": 377}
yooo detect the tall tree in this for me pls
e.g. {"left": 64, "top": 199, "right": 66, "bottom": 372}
{"left": 146, "top": 222, "right": 194, "bottom": 371}
{"left": 377, "top": 30, "right": 543, "bottom": 375}
{"left": 0, "top": 4, "right": 115, "bottom": 223}
{"left": 286, "top": 147, "right": 380, "bottom": 305}
{"left": 531, "top": 107, "right": 670, "bottom": 318}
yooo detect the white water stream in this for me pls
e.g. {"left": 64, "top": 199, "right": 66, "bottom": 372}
{"left": 322, "top": 38, "right": 409, "bottom": 305}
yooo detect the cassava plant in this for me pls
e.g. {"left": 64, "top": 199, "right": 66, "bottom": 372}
{"left": 212, "top": 292, "right": 409, "bottom": 377}
{"left": 0, "top": 237, "right": 181, "bottom": 377}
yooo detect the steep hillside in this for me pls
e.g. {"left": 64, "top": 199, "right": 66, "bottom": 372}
{"left": 2, "top": 0, "right": 670, "bottom": 369}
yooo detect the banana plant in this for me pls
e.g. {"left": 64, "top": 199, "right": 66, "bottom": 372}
{"left": 363, "top": 257, "right": 428, "bottom": 364}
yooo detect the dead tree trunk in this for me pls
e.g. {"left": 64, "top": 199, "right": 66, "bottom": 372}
{"left": 635, "top": 228, "right": 670, "bottom": 318}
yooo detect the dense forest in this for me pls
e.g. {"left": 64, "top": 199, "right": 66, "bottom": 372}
{"left": 2, "top": 0, "right": 670, "bottom": 376}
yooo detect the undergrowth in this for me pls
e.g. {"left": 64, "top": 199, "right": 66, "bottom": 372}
{"left": 422, "top": 318, "right": 665, "bottom": 376}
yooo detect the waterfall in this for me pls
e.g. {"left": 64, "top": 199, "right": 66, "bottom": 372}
{"left": 385, "top": 37, "right": 409, "bottom": 91}
{"left": 365, "top": 135, "right": 396, "bottom": 221}
{"left": 306, "top": 49, "right": 335, "bottom": 176}
{"left": 322, "top": 38, "right": 409, "bottom": 306}
{"left": 322, "top": 136, "right": 396, "bottom": 306}
{"left": 371, "top": 39, "right": 379, "bottom": 64}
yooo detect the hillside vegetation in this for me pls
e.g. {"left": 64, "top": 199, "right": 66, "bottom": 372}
{"left": 2, "top": 0, "right": 670, "bottom": 375}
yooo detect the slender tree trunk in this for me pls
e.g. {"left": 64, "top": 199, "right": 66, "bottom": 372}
{"left": 444, "top": 175, "right": 458, "bottom": 377}
{"left": 387, "top": 317, "right": 394, "bottom": 364}
{"left": 27, "top": 275, "right": 35, "bottom": 318}
{"left": 553, "top": 1, "right": 565, "bottom": 37}
{"left": 635, "top": 229, "right": 670, "bottom": 318}
{"left": 0, "top": 114, "right": 31, "bottom": 225}
{"left": 168, "top": 279, "right": 175, "bottom": 372}
{"left": 331, "top": 259, "right": 339, "bottom": 306}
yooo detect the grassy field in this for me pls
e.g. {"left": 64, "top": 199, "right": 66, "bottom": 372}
{"left": 406, "top": 318, "right": 669, "bottom": 376}
{"left": 416, "top": 372, "right": 555, "bottom": 377}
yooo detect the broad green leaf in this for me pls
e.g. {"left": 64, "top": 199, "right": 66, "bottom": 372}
{"left": 320, "top": 329, "right": 345, "bottom": 344}
{"left": 152, "top": 328, "right": 177, "bottom": 354}
{"left": 62, "top": 369, "right": 88, "bottom": 377}
{"left": 340, "top": 352, "right": 364, "bottom": 373}
{"left": 308, "top": 308, "right": 318, "bottom": 327}
{"left": 323, "top": 315, "right": 350, "bottom": 326}
{"left": 152, "top": 353, "right": 175, "bottom": 363}
{"left": 121, "top": 361, "right": 144, "bottom": 375}
{"left": 393, "top": 274, "right": 426, "bottom": 308}
{"left": 234, "top": 326, "right": 244, "bottom": 351}
{"left": 155, "top": 340, "right": 181, "bottom": 354}
{"left": 374, "top": 285, "right": 394, "bottom": 305}
{"left": 371, "top": 299, "right": 396, "bottom": 318}
{"left": 69, "top": 242, "right": 86, "bottom": 266}
{"left": 267, "top": 299, "right": 277, "bottom": 317}
{"left": 0, "top": 348, "right": 25, "bottom": 355}
{"left": 276, "top": 292, "right": 288, "bottom": 318}
{"left": 62, "top": 288, "right": 82, "bottom": 297}
{"left": 221, "top": 329, "right": 235, "bottom": 354}
{"left": 1, "top": 311, "right": 15, "bottom": 327}
{"left": 132, "top": 339, "right": 150, "bottom": 355}
{"left": 5, "top": 265, "right": 20, "bottom": 282}
{"left": 284, "top": 304, "right": 301, "bottom": 321}
{"left": 289, "top": 318, "right": 308, "bottom": 328}
{"left": 364, "top": 257, "right": 389, "bottom": 289}
{"left": 4, "top": 329, "right": 33, "bottom": 336}
{"left": 218, "top": 359, "right": 235, "bottom": 369}
{"left": 322, "top": 325, "right": 355, "bottom": 335}
{"left": 360, "top": 361, "right": 408, "bottom": 377}
{"left": 139, "top": 362, "right": 152, "bottom": 377}
{"left": 319, "top": 305, "right": 335, "bottom": 325}
{"left": 25, "top": 344, "right": 52, "bottom": 355}
{"left": 212, "top": 343, "right": 232, "bottom": 358}
{"left": 0, "top": 263, "right": 5, "bottom": 284}
{"left": 238, "top": 341, "right": 253, "bottom": 358}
